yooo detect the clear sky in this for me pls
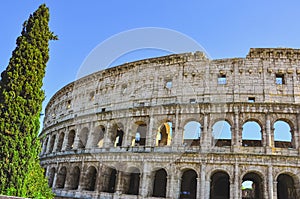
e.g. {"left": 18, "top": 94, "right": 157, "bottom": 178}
{"left": 1, "top": 0, "right": 300, "bottom": 112}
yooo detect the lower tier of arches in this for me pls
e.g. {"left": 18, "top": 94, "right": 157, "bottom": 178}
{"left": 43, "top": 152, "right": 300, "bottom": 199}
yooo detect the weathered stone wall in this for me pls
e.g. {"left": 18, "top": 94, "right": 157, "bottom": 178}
{"left": 40, "top": 48, "right": 300, "bottom": 199}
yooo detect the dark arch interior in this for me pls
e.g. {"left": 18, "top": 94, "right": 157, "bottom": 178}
{"left": 210, "top": 171, "right": 230, "bottom": 199}
{"left": 127, "top": 168, "right": 140, "bottom": 195}
{"left": 56, "top": 167, "right": 67, "bottom": 189}
{"left": 48, "top": 167, "right": 56, "bottom": 188}
{"left": 67, "top": 130, "right": 75, "bottom": 150}
{"left": 78, "top": 128, "right": 88, "bottom": 149}
{"left": 153, "top": 168, "right": 167, "bottom": 197}
{"left": 277, "top": 174, "right": 297, "bottom": 199}
{"left": 69, "top": 166, "right": 81, "bottom": 190}
{"left": 83, "top": 166, "right": 97, "bottom": 191}
{"left": 242, "top": 173, "right": 263, "bottom": 199}
{"left": 106, "top": 168, "right": 117, "bottom": 193}
{"left": 180, "top": 169, "right": 197, "bottom": 199}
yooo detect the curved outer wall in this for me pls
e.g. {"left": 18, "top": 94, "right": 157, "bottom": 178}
{"left": 40, "top": 48, "right": 300, "bottom": 199}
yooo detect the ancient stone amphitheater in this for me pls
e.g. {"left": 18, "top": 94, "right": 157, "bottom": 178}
{"left": 40, "top": 48, "right": 300, "bottom": 199}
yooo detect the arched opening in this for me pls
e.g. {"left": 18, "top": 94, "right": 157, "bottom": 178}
{"left": 42, "top": 137, "right": 49, "bottom": 154}
{"left": 274, "top": 120, "right": 293, "bottom": 148}
{"left": 180, "top": 169, "right": 197, "bottom": 199}
{"left": 83, "top": 166, "right": 97, "bottom": 191}
{"left": 66, "top": 130, "right": 75, "bottom": 150}
{"left": 48, "top": 167, "right": 56, "bottom": 188}
{"left": 183, "top": 121, "right": 201, "bottom": 146}
{"left": 212, "top": 120, "right": 232, "bottom": 147}
{"left": 78, "top": 127, "right": 89, "bottom": 149}
{"left": 56, "top": 132, "right": 64, "bottom": 152}
{"left": 48, "top": 134, "right": 56, "bottom": 153}
{"left": 133, "top": 123, "right": 147, "bottom": 146}
{"left": 152, "top": 168, "right": 167, "bottom": 197}
{"left": 114, "top": 128, "right": 124, "bottom": 147}
{"left": 127, "top": 168, "right": 141, "bottom": 195}
{"left": 56, "top": 166, "right": 67, "bottom": 189}
{"left": 106, "top": 168, "right": 117, "bottom": 193}
{"left": 277, "top": 174, "right": 298, "bottom": 199}
{"left": 68, "top": 166, "right": 81, "bottom": 190}
{"left": 92, "top": 125, "right": 105, "bottom": 148}
{"left": 156, "top": 122, "right": 172, "bottom": 146}
{"left": 210, "top": 171, "right": 230, "bottom": 199}
{"left": 242, "top": 172, "right": 263, "bottom": 199}
{"left": 242, "top": 121, "right": 262, "bottom": 147}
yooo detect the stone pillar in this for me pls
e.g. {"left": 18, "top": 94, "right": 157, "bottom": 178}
{"left": 123, "top": 118, "right": 133, "bottom": 147}
{"left": 201, "top": 114, "right": 209, "bottom": 152}
{"left": 268, "top": 165, "right": 274, "bottom": 199}
{"left": 61, "top": 130, "right": 69, "bottom": 151}
{"left": 173, "top": 108, "right": 182, "bottom": 147}
{"left": 234, "top": 110, "right": 241, "bottom": 148}
{"left": 146, "top": 114, "right": 155, "bottom": 147}
{"left": 233, "top": 163, "right": 239, "bottom": 199}
{"left": 95, "top": 163, "right": 102, "bottom": 193}
{"left": 77, "top": 162, "right": 85, "bottom": 191}
{"left": 140, "top": 164, "right": 152, "bottom": 197}
{"left": 115, "top": 170, "right": 123, "bottom": 194}
{"left": 196, "top": 177, "right": 201, "bottom": 199}
{"left": 200, "top": 164, "right": 206, "bottom": 199}
{"left": 266, "top": 113, "right": 273, "bottom": 147}
{"left": 52, "top": 167, "right": 57, "bottom": 189}
{"left": 103, "top": 122, "right": 112, "bottom": 148}
{"left": 295, "top": 113, "right": 300, "bottom": 150}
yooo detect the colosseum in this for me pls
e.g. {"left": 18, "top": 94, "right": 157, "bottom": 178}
{"left": 40, "top": 48, "right": 300, "bottom": 199}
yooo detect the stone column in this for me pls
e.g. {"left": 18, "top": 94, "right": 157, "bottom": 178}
{"left": 234, "top": 110, "right": 241, "bottom": 148}
{"left": 295, "top": 113, "right": 300, "bottom": 150}
{"left": 61, "top": 130, "right": 69, "bottom": 151}
{"left": 95, "top": 163, "right": 102, "bottom": 193}
{"left": 123, "top": 118, "right": 133, "bottom": 147}
{"left": 77, "top": 161, "right": 85, "bottom": 191}
{"left": 233, "top": 163, "right": 239, "bottom": 199}
{"left": 266, "top": 113, "right": 273, "bottom": 147}
{"left": 140, "top": 162, "right": 151, "bottom": 197}
{"left": 200, "top": 164, "right": 206, "bottom": 199}
{"left": 146, "top": 114, "right": 155, "bottom": 147}
{"left": 201, "top": 114, "right": 209, "bottom": 152}
{"left": 52, "top": 167, "right": 58, "bottom": 189}
{"left": 103, "top": 122, "right": 112, "bottom": 148}
{"left": 173, "top": 108, "right": 182, "bottom": 147}
{"left": 196, "top": 177, "right": 201, "bottom": 199}
{"left": 115, "top": 170, "right": 123, "bottom": 194}
{"left": 268, "top": 165, "right": 274, "bottom": 199}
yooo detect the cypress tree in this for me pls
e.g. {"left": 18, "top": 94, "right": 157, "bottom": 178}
{"left": 0, "top": 4, "right": 57, "bottom": 198}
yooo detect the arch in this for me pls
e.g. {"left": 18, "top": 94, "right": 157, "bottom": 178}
{"left": 156, "top": 122, "right": 172, "bottom": 146}
{"left": 56, "top": 132, "right": 64, "bottom": 152}
{"left": 68, "top": 166, "right": 81, "bottom": 190}
{"left": 210, "top": 171, "right": 230, "bottom": 199}
{"left": 48, "top": 167, "right": 56, "bottom": 188}
{"left": 48, "top": 134, "right": 56, "bottom": 153}
{"left": 132, "top": 122, "right": 147, "bottom": 146}
{"left": 126, "top": 167, "right": 141, "bottom": 195}
{"left": 83, "top": 166, "right": 97, "bottom": 191}
{"left": 78, "top": 127, "right": 89, "bottom": 149}
{"left": 56, "top": 166, "right": 67, "bottom": 189}
{"left": 274, "top": 120, "right": 293, "bottom": 148}
{"left": 105, "top": 168, "right": 117, "bottom": 193}
{"left": 92, "top": 125, "right": 105, "bottom": 148}
{"left": 183, "top": 121, "right": 201, "bottom": 146}
{"left": 277, "top": 173, "right": 298, "bottom": 199}
{"left": 242, "top": 121, "right": 262, "bottom": 147}
{"left": 110, "top": 123, "right": 124, "bottom": 147}
{"left": 180, "top": 169, "right": 197, "bottom": 199}
{"left": 152, "top": 168, "right": 167, "bottom": 197}
{"left": 66, "top": 130, "right": 75, "bottom": 150}
{"left": 212, "top": 120, "right": 232, "bottom": 147}
{"left": 42, "top": 137, "right": 49, "bottom": 154}
{"left": 242, "top": 172, "right": 264, "bottom": 199}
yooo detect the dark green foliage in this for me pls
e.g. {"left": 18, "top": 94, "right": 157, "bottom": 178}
{"left": 0, "top": 4, "right": 57, "bottom": 198}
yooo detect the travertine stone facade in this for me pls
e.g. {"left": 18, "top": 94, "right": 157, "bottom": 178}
{"left": 40, "top": 48, "right": 300, "bottom": 199}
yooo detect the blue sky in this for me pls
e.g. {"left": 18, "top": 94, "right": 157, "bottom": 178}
{"left": 1, "top": 0, "right": 300, "bottom": 112}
